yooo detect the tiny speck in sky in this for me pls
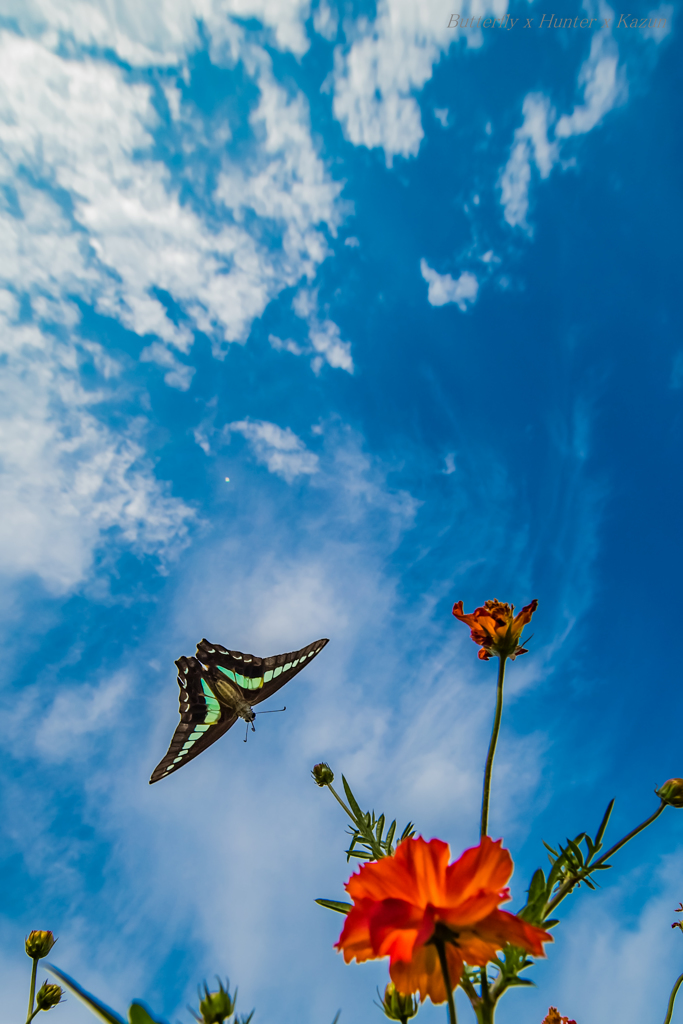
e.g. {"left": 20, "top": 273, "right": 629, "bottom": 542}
{"left": 225, "top": 477, "right": 230, "bottom": 482}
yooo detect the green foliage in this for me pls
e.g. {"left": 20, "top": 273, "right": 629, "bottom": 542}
{"left": 518, "top": 798, "right": 615, "bottom": 928}
{"left": 340, "top": 775, "right": 415, "bottom": 863}
{"left": 315, "top": 774, "right": 415, "bottom": 920}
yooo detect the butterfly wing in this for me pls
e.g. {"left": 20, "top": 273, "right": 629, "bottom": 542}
{"left": 149, "top": 656, "right": 238, "bottom": 784}
{"left": 196, "top": 636, "right": 329, "bottom": 706}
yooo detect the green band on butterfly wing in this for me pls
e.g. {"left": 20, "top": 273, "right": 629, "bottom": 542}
{"left": 216, "top": 664, "right": 264, "bottom": 691}
{"left": 200, "top": 676, "right": 222, "bottom": 721}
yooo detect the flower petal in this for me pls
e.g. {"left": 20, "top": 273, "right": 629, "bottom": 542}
{"left": 390, "top": 941, "right": 463, "bottom": 1004}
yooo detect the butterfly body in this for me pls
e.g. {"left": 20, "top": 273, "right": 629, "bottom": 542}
{"left": 211, "top": 674, "right": 256, "bottom": 725}
{"left": 149, "top": 636, "right": 328, "bottom": 784}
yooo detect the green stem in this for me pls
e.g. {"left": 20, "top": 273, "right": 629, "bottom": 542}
{"left": 481, "top": 657, "right": 507, "bottom": 840}
{"left": 326, "top": 784, "right": 356, "bottom": 821}
{"left": 545, "top": 801, "right": 667, "bottom": 916}
{"left": 434, "top": 938, "right": 458, "bottom": 1024}
{"left": 26, "top": 958, "right": 38, "bottom": 1024}
{"left": 664, "top": 970, "right": 683, "bottom": 1024}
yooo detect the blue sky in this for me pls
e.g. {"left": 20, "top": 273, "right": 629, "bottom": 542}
{"left": 0, "top": 2, "right": 680, "bottom": 1022}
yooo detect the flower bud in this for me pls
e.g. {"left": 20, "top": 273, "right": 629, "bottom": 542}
{"left": 656, "top": 779, "right": 683, "bottom": 808}
{"left": 376, "top": 982, "right": 419, "bottom": 1021}
{"left": 25, "top": 931, "right": 56, "bottom": 959}
{"left": 194, "top": 980, "right": 236, "bottom": 1024}
{"left": 35, "top": 982, "right": 63, "bottom": 1011}
{"left": 311, "top": 762, "right": 334, "bottom": 787}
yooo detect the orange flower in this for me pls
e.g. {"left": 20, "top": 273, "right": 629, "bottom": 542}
{"left": 335, "top": 836, "right": 552, "bottom": 1004}
{"left": 541, "top": 1009, "right": 576, "bottom": 1024}
{"left": 452, "top": 599, "right": 538, "bottom": 661}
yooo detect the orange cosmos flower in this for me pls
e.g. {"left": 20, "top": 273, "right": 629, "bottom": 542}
{"left": 541, "top": 1010, "right": 576, "bottom": 1024}
{"left": 335, "top": 835, "right": 552, "bottom": 1004}
{"left": 452, "top": 598, "right": 538, "bottom": 661}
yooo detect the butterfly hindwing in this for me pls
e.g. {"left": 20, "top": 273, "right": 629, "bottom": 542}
{"left": 196, "top": 637, "right": 329, "bottom": 705}
{"left": 149, "top": 656, "right": 237, "bottom": 784}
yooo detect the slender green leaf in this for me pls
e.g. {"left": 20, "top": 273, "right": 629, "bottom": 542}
{"left": 315, "top": 898, "right": 352, "bottom": 915}
{"left": 595, "top": 798, "right": 615, "bottom": 846}
{"left": 341, "top": 776, "right": 365, "bottom": 826}
{"left": 46, "top": 966, "right": 126, "bottom": 1024}
{"left": 527, "top": 868, "right": 547, "bottom": 904}
{"left": 565, "top": 838, "right": 584, "bottom": 865}
{"left": 385, "top": 820, "right": 397, "bottom": 850}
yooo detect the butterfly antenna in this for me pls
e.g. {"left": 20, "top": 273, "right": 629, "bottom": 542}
{"left": 244, "top": 721, "right": 249, "bottom": 743}
{"left": 254, "top": 706, "right": 286, "bottom": 715}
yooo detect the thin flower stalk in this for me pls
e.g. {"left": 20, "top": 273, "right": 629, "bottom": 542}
{"left": 664, "top": 975, "right": 683, "bottom": 1024}
{"left": 481, "top": 655, "right": 507, "bottom": 840}
{"left": 26, "top": 958, "right": 39, "bottom": 1024}
{"left": 433, "top": 935, "right": 458, "bottom": 1024}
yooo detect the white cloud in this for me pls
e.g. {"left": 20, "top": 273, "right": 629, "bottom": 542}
{"left": 344, "top": 236, "right": 360, "bottom": 247}
{"left": 140, "top": 342, "right": 195, "bottom": 391}
{"left": 309, "top": 319, "right": 354, "bottom": 374}
{"left": 226, "top": 419, "right": 320, "bottom": 482}
{"left": 313, "top": 0, "right": 339, "bottom": 41}
{"left": 434, "top": 107, "right": 449, "bottom": 127}
{"left": 330, "top": 0, "right": 506, "bottom": 164}
{"left": 291, "top": 288, "right": 354, "bottom": 373}
{"left": 0, "top": 0, "right": 313, "bottom": 64}
{"left": 0, "top": 32, "right": 344, "bottom": 362}
{"left": 268, "top": 333, "right": 303, "bottom": 355}
{"left": 499, "top": 93, "right": 558, "bottom": 231}
{"left": 555, "top": 24, "right": 627, "bottom": 138}
{"left": 420, "top": 259, "right": 479, "bottom": 310}
{"left": 0, "top": 21, "right": 352, "bottom": 589}
{"left": 33, "top": 676, "right": 130, "bottom": 762}
{"left": 499, "top": 18, "right": 631, "bottom": 232}
{"left": 0, "top": 294, "right": 193, "bottom": 592}
{"left": 641, "top": 4, "right": 673, "bottom": 43}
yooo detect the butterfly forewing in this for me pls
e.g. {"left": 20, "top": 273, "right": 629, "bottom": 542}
{"left": 196, "top": 637, "right": 329, "bottom": 704}
{"left": 149, "top": 656, "right": 237, "bottom": 784}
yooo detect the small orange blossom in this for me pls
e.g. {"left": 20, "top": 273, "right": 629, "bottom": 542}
{"left": 541, "top": 1010, "right": 576, "bottom": 1024}
{"left": 335, "top": 835, "right": 551, "bottom": 1004}
{"left": 452, "top": 598, "right": 538, "bottom": 661}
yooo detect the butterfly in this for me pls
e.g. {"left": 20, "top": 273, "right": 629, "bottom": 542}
{"left": 149, "top": 636, "right": 329, "bottom": 783}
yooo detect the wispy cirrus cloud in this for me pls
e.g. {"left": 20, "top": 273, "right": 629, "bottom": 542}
{"left": 0, "top": 295, "right": 193, "bottom": 592}
{"left": 225, "top": 419, "right": 320, "bottom": 482}
{"left": 499, "top": 17, "right": 628, "bottom": 231}
{"left": 0, "top": 13, "right": 350, "bottom": 590}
